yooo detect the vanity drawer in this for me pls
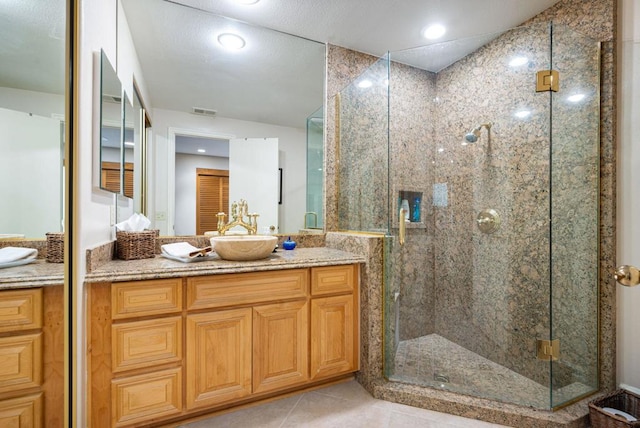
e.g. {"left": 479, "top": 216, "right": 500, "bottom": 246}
{"left": 0, "top": 288, "right": 42, "bottom": 333}
{"left": 186, "top": 269, "right": 308, "bottom": 310}
{"left": 0, "top": 333, "right": 43, "bottom": 394}
{"left": 0, "top": 393, "right": 43, "bottom": 428}
{"left": 112, "top": 317, "right": 182, "bottom": 373}
{"left": 112, "top": 279, "right": 182, "bottom": 319}
{"left": 311, "top": 265, "right": 357, "bottom": 296}
{"left": 112, "top": 367, "right": 182, "bottom": 427}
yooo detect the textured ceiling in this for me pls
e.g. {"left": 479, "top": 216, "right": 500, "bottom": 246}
{"left": 5, "top": 0, "right": 562, "bottom": 131}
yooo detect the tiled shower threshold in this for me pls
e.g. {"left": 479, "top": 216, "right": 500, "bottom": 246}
{"left": 367, "top": 334, "right": 602, "bottom": 427}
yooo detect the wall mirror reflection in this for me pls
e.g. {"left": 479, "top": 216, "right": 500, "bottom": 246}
{"left": 99, "top": 50, "right": 124, "bottom": 195}
{"left": 0, "top": 0, "right": 66, "bottom": 239}
{"left": 120, "top": 0, "right": 325, "bottom": 235}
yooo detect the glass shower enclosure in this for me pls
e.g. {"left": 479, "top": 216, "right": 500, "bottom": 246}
{"left": 336, "top": 22, "right": 600, "bottom": 410}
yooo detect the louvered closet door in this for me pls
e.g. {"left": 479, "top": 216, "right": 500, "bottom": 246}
{"left": 196, "top": 168, "right": 229, "bottom": 235}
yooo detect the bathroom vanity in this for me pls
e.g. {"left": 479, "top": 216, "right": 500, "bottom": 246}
{"left": 0, "top": 262, "right": 65, "bottom": 427}
{"left": 86, "top": 247, "right": 363, "bottom": 427}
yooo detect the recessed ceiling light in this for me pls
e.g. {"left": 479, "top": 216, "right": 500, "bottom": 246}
{"left": 217, "top": 33, "right": 246, "bottom": 50}
{"left": 423, "top": 24, "right": 446, "bottom": 40}
{"left": 509, "top": 56, "right": 528, "bottom": 67}
{"left": 567, "top": 93, "right": 586, "bottom": 103}
{"left": 514, "top": 110, "right": 531, "bottom": 119}
{"left": 233, "top": 0, "right": 259, "bottom": 4}
{"left": 357, "top": 79, "right": 373, "bottom": 89}
{"left": 197, "top": 149, "right": 206, "bottom": 153}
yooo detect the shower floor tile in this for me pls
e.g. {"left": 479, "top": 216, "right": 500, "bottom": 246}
{"left": 390, "top": 334, "right": 594, "bottom": 408}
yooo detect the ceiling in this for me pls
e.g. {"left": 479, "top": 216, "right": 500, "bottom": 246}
{"left": 5, "top": 0, "right": 562, "bottom": 138}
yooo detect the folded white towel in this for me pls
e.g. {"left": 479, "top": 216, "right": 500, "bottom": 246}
{"left": 0, "top": 247, "right": 38, "bottom": 264}
{"left": 161, "top": 243, "right": 213, "bottom": 263}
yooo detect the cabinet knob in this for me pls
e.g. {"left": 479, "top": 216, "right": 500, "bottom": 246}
{"left": 614, "top": 265, "right": 640, "bottom": 287}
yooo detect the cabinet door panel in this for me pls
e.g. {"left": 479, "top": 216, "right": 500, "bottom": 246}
{"left": 112, "top": 279, "right": 182, "bottom": 319}
{"left": 0, "top": 393, "right": 42, "bottom": 428}
{"left": 0, "top": 288, "right": 42, "bottom": 333}
{"left": 0, "top": 333, "right": 42, "bottom": 393}
{"left": 311, "top": 265, "right": 356, "bottom": 296}
{"left": 186, "top": 308, "right": 252, "bottom": 409}
{"left": 112, "top": 316, "right": 182, "bottom": 373}
{"left": 112, "top": 368, "right": 182, "bottom": 427}
{"left": 310, "top": 295, "right": 357, "bottom": 380}
{"left": 186, "top": 269, "right": 308, "bottom": 310}
{"left": 253, "top": 301, "right": 308, "bottom": 394}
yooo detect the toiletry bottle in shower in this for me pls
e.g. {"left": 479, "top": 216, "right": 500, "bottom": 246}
{"left": 412, "top": 197, "right": 421, "bottom": 222}
{"left": 401, "top": 199, "right": 410, "bottom": 222}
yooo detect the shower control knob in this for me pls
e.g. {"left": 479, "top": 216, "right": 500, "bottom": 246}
{"left": 614, "top": 265, "right": 640, "bottom": 287}
{"left": 476, "top": 209, "right": 500, "bottom": 234}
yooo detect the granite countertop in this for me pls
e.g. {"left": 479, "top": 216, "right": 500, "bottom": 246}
{"left": 85, "top": 247, "right": 365, "bottom": 283}
{"left": 0, "top": 259, "right": 65, "bottom": 289}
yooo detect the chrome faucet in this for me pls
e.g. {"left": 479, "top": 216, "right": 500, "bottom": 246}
{"left": 217, "top": 199, "right": 259, "bottom": 235}
{"left": 303, "top": 211, "right": 318, "bottom": 229}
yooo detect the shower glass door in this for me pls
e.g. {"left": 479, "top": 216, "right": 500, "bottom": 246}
{"left": 379, "top": 21, "right": 600, "bottom": 410}
{"left": 549, "top": 23, "right": 600, "bottom": 408}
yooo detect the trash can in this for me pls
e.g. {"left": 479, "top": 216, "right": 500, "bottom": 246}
{"left": 589, "top": 389, "right": 640, "bottom": 428}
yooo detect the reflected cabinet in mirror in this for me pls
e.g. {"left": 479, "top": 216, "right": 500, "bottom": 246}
{"left": 120, "top": 0, "right": 325, "bottom": 235}
{"left": 0, "top": 0, "right": 66, "bottom": 239}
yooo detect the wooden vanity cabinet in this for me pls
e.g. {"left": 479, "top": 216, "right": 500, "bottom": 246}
{"left": 0, "top": 286, "right": 64, "bottom": 428}
{"left": 310, "top": 265, "right": 358, "bottom": 380}
{"left": 89, "top": 264, "right": 359, "bottom": 427}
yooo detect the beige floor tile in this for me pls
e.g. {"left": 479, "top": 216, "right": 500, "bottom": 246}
{"left": 179, "top": 380, "right": 510, "bottom": 428}
{"left": 180, "top": 394, "right": 301, "bottom": 428}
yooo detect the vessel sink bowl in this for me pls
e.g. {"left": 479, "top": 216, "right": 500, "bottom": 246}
{"left": 210, "top": 235, "right": 278, "bottom": 261}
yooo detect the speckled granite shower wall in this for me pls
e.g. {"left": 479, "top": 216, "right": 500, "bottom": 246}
{"left": 430, "top": 21, "right": 602, "bottom": 392}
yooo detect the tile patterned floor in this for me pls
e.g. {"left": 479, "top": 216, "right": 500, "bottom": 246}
{"left": 180, "top": 380, "right": 509, "bottom": 428}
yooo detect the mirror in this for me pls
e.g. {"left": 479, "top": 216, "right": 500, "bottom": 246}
{"left": 99, "top": 50, "right": 124, "bottom": 194}
{"left": 0, "top": 0, "right": 66, "bottom": 238}
{"left": 120, "top": 0, "right": 325, "bottom": 235}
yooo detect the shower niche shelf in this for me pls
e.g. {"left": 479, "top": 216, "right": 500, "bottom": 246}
{"left": 398, "top": 190, "right": 424, "bottom": 226}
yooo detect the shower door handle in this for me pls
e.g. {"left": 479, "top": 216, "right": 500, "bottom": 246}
{"left": 399, "top": 208, "right": 406, "bottom": 246}
{"left": 614, "top": 265, "right": 640, "bottom": 287}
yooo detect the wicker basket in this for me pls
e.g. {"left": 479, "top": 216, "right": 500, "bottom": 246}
{"left": 589, "top": 390, "right": 640, "bottom": 428}
{"left": 116, "top": 230, "right": 158, "bottom": 260}
{"left": 45, "top": 232, "right": 64, "bottom": 263}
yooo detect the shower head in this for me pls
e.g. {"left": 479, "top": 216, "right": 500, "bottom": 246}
{"left": 465, "top": 130, "right": 480, "bottom": 143}
{"left": 464, "top": 122, "right": 492, "bottom": 144}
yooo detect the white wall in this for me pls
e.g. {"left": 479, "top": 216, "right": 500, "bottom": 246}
{"left": 175, "top": 154, "right": 228, "bottom": 235}
{"left": 617, "top": 0, "right": 640, "bottom": 392}
{"left": 0, "top": 108, "right": 62, "bottom": 237}
{"left": 151, "top": 108, "right": 307, "bottom": 235}
{"left": 0, "top": 87, "right": 64, "bottom": 117}
{"left": 76, "top": 0, "right": 149, "bottom": 424}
